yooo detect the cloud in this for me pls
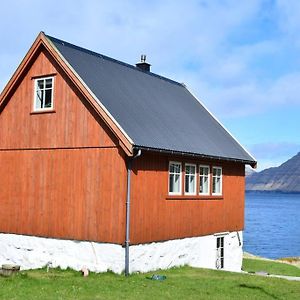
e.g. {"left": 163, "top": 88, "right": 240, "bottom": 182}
{"left": 1, "top": 0, "right": 299, "bottom": 118}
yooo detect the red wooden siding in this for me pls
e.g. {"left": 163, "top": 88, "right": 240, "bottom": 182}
{"left": 0, "top": 148, "right": 127, "bottom": 243}
{"left": 0, "top": 47, "right": 118, "bottom": 150}
{"left": 0, "top": 46, "right": 127, "bottom": 244}
{"left": 130, "top": 152, "right": 245, "bottom": 244}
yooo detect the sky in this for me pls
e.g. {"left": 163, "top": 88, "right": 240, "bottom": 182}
{"left": 1, "top": 0, "right": 300, "bottom": 171}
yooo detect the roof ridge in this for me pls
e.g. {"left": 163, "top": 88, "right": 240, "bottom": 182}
{"left": 45, "top": 34, "right": 183, "bottom": 87}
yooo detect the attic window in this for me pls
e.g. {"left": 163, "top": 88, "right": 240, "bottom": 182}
{"left": 34, "top": 77, "right": 54, "bottom": 111}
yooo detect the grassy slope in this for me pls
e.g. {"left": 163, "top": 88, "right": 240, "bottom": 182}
{"left": 243, "top": 258, "right": 300, "bottom": 277}
{"left": 0, "top": 265, "right": 299, "bottom": 300}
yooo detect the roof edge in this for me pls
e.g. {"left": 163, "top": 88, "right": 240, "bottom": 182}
{"left": 45, "top": 34, "right": 184, "bottom": 87}
{"left": 0, "top": 32, "right": 45, "bottom": 110}
{"left": 45, "top": 34, "right": 135, "bottom": 147}
{"left": 183, "top": 85, "right": 257, "bottom": 168}
{"left": 134, "top": 145, "right": 257, "bottom": 167}
{"left": 0, "top": 31, "right": 135, "bottom": 157}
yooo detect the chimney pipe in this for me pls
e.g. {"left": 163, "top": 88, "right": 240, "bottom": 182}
{"left": 136, "top": 54, "right": 151, "bottom": 72}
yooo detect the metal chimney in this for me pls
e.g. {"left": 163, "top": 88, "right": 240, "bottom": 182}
{"left": 136, "top": 54, "right": 151, "bottom": 72}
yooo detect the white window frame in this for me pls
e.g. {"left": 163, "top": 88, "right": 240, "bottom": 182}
{"left": 33, "top": 76, "right": 54, "bottom": 111}
{"left": 168, "top": 161, "right": 182, "bottom": 195}
{"left": 184, "top": 163, "right": 196, "bottom": 195}
{"left": 199, "top": 165, "right": 210, "bottom": 195}
{"left": 212, "top": 166, "right": 222, "bottom": 196}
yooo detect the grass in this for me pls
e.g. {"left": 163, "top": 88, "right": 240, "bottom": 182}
{"left": 243, "top": 258, "right": 300, "bottom": 277}
{"left": 0, "top": 263, "right": 299, "bottom": 300}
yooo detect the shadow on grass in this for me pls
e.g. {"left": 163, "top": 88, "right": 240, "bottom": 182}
{"left": 239, "top": 283, "right": 280, "bottom": 300}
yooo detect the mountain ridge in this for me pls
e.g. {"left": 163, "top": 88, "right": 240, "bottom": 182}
{"left": 246, "top": 152, "right": 300, "bottom": 193}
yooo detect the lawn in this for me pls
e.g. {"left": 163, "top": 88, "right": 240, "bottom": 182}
{"left": 243, "top": 258, "right": 300, "bottom": 277}
{"left": 0, "top": 262, "right": 299, "bottom": 300}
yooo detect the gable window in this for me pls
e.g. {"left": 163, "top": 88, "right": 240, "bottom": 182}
{"left": 216, "top": 236, "right": 224, "bottom": 269}
{"left": 212, "top": 167, "right": 222, "bottom": 195}
{"left": 199, "top": 165, "right": 210, "bottom": 195}
{"left": 185, "top": 164, "right": 196, "bottom": 195}
{"left": 34, "top": 77, "right": 54, "bottom": 111}
{"left": 169, "top": 162, "right": 182, "bottom": 195}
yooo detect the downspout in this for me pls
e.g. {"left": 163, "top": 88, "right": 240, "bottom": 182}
{"left": 125, "top": 148, "right": 141, "bottom": 276}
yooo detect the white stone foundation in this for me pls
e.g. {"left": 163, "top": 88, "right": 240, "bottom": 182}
{"left": 0, "top": 231, "right": 243, "bottom": 274}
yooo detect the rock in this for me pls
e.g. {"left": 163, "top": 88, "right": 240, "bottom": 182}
{"left": 0, "top": 264, "right": 20, "bottom": 277}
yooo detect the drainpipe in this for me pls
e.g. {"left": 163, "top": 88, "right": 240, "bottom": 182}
{"left": 125, "top": 148, "right": 141, "bottom": 276}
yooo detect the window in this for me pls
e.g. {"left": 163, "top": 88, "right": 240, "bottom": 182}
{"left": 199, "top": 165, "right": 210, "bottom": 195}
{"left": 216, "top": 236, "right": 224, "bottom": 269}
{"left": 34, "top": 77, "right": 54, "bottom": 110}
{"left": 169, "top": 162, "right": 182, "bottom": 195}
{"left": 185, "top": 164, "right": 196, "bottom": 195}
{"left": 212, "top": 167, "right": 222, "bottom": 195}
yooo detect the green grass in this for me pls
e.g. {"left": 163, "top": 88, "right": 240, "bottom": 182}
{"left": 0, "top": 264, "right": 299, "bottom": 300}
{"left": 243, "top": 258, "right": 300, "bottom": 277}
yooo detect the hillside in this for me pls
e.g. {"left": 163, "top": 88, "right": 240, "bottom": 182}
{"left": 246, "top": 152, "right": 300, "bottom": 193}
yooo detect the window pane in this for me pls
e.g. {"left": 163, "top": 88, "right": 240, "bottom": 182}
{"left": 203, "top": 177, "right": 208, "bottom": 194}
{"left": 174, "top": 164, "right": 180, "bottom": 173}
{"left": 216, "top": 178, "right": 220, "bottom": 193}
{"left": 186, "top": 166, "right": 190, "bottom": 174}
{"left": 45, "top": 89, "right": 52, "bottom": 108}
{"left": 37, "top": 79, "right": 44, "bottom": 90}
{"left": 169, "top": 164, "right": 175, "bottom": 173}
{"left": 189, "top": 176, "right": 195, "bottom": 193}
{"left": 45, "top": 78, "right": 53, "bottom": 89}
{"left": 185, "top": 176, "right": 189, "bottom": 193}
{"left": 174, "top": 174, "right": 180, "bottom": 192}
{"left": 169, "top": 174, "right": 174, "bottom": 192}
{"left": 35, "top": 90, "right": 44, "bottom": 109}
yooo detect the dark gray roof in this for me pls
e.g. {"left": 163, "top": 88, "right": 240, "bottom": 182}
{"left": 47, "top": 35, "right": 256, "bottom": 165}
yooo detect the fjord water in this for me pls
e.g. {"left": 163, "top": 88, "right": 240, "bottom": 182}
{"left": 244, "top": 192, "right": 300, "bottom": 259}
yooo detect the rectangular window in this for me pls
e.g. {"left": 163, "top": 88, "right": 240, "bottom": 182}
{"left": 169, "top": 162, "right": 182, "bottom": 195}
{"left": 184, "top": 164, "right": 196, "bottom": 195}
{"left": 212, "top": 167, "right": 222, "bottom": 195}
{"left": 216, "top": 236, "right": 224, "bottom": 269}
{"left": 34, "top": 77, "right": 54, "bottom": 111}
{"left": 199, "top": 165, "right": 210, "bottom": 195}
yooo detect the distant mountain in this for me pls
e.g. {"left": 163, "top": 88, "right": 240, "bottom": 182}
{"left": 245, "top": 166, "right": 256, "bottom": 177}
{"left": 246, "top": 152, "right": 300, "bottom": 193}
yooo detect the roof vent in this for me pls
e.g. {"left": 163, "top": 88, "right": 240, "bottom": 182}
{"left": 136, "top": 54, "right": 151, "bottom": 72}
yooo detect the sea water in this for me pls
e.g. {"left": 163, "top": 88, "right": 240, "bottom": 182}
{"left": 244, "top": 192, "right": 300, "bottom": 259}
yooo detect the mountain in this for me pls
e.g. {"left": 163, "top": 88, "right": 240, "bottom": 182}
{"left": 245, "top": 166, "right": 256, "bottom": 177}
{"left": 246, "top": 152, "right": 300, "bottom": 193}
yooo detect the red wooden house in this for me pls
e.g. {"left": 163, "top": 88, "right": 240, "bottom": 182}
{"left": 0, "top": 32, "right": 256, "bottom": 274}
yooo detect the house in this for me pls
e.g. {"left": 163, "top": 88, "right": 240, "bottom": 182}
{"left": 0, "top": 32, "right": 256, "bottom": 274}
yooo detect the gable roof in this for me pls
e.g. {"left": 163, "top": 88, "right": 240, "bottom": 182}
{"left": 0, "top": 32, "right": 256, "bottom": 167}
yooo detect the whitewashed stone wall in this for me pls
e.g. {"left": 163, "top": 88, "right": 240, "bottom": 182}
{"left": 0, "top": 231, "right": 243, "bottom": 274}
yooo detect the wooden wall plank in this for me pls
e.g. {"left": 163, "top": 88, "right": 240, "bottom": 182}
{"left": 0, "top": 148, "right": 127, "bottom": 244}
{"left": 130, "top": 152, "right": 245, "bottom": 244}
{"left": 0, "top": 48, "right": 118, "bottom": 150}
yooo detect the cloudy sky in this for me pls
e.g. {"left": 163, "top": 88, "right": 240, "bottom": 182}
{"left": 1, "top": 0, "right": 300, "bottom": 170}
